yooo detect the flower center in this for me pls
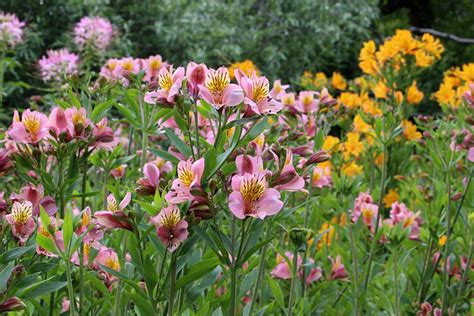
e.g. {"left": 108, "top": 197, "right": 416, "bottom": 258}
{"left": 150, "top": 59, "right": 161, "bottom": 71}
{"left": 23, "top": 115, "right": 41, "bottom": 135}
{"left": 252, "top": 79, "right": 269, "bottom": 102}
{"left": 282, "top": 94, "right": 295, "bottom": 106}
{"left": 107, "top": 60, "right": 117, "bottom": 71}
{"left": 107, "top": 196, "right": 119, "bottom": 212}
{"left": 361, "top": 207, "right": 374, "bottom": 222}
{"left": 11, "top": 201, "right": 33, "bottom": 224}
{"left": 302, "top": 94, "right": 313, "bottom": 106}
{"left": 206, "top": 71, "right": 230, "bottom": 96}
{"left": 72, "top": 110, "right": 86, "bottom": 126}
{"left": 82, "top": 212, "right": 90, "bottom": 227}
{"left": 178, "top": 166, "right": 194, "bottom": 187}
{"left": 241, "top": 175, "right": 265, "bottom": 202}
{"left": 160, "top": 208, "right": 181, "bottom": 228}
{"left": 121, "top": 61, "right": 134, "bottom": 72}
{"left": 158, "top": 71, "right": 173, "bottom": 91}
{"left": 105, "top": 257, "right": 120, "bottom": 270}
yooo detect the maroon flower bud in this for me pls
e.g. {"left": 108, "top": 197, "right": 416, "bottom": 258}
{"left": 272, "top": 170, "right": 298, "bottom": 187}
{"left": 451, "top": 192, "right": 462, "bottom": 201}
{"left": 135, "top": 178, "right": 157, "bottom": 196}
{"left": 0, "top": 297, "right": 26, "bottom": 312}
{"left": 305, "top": 150, "right": 331, "bottom": 166}
{"left": 292, "top": 145, "right": 312, "bottom": 157}
{"left": 188, "top": 196, "right": 213, "bottom": 220}
{"left": 0, "top": 148, "right": 12, "bottom": 175}
{"left": 422, "top": 131, "right": 432, "bottom": 139}
{"left": 30, "top": 95, "right": 43, "bottom": 103}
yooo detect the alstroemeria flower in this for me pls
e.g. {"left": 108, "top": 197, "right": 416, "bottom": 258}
{"left": 8, "top": 109, "right": 49, "bottom": 144}
{"left": 136, "top": 163, "right": 161, "bottom": 196}
{"left": 144, "top": 66, "right": 185, "bottom": 105}
{"left": 296, "top": 91, "right": 318, "bottom": 113}
{"left": 95, "top": 246, "right": 120, "bottom": 272}
{"left": 235, "top": 70, "right": 282, "bottom": 115}
{"left": 165, "top": 158, "right": 205, "bottom": 204}
{"left": 6, "top": 201, "right": 35, "bottom": 244}
{"left": 359, "top": 203, "right": 378, "bottom": 227}
{"left": 235, "top": 154, "right": 264, "bottom": 175}
{"left": 94, "top": 193, "right": 133, "bottom": 230}
{"left": 0, "top": 297, "right": 26, "bottom": 313}
{"left": 270, "top": 80, "right": 289, "bottom": 100}
{"left": 92, "top": 118, "right": 117, "bottom": 149}
{"left": 329, "top": 255, "right": 348, "bottom": 280}
{"left": 229, "top": 171, "right": 283, "bottom": 220}
{"left": 271, "top": 252, "right": 321, "bottom": 285}
{"left": 36, "top": 217, "right": 62, "bottom": 257}
{"left": 48, "top": 107, "right": 69, "bottom": 138}
{"left": 272, "top": 150, "right": 305, "bottom": 192}
{"left": 143, "top": 55, "right": 166, "bottom": 83}
{"left": 65, "top": 107, "right": 91, "bottom": 138}
{"left": 11, "top": 183, "right": 57, "bottom": 216}
{"left": 198, "top": 67, "right": 244, "bottom": 109}
{"left": 186, "top": 62, "right": 208, "bottom": 99}
{"left": 312, "top": 166, "right": 331, "bottom": 188}
{"left": 151, "top": 204, "right": 189, "bottom": 251}
{"left": 350, "top": 191, "right": 374, "bottom": 223}
{"left": 387, "top": 202, "right": 422, "bottom": 240}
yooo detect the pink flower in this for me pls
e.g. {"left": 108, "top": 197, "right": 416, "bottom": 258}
{"left": 270, "top": 80, "right": 289, "bottom": 100}
{"left": 36, "top": 217, "right": 61, "bottom": 257}
{"left": 150, "top": 204, "right": 189, "bottom": 251}
{"left": 311, "top": 166, "right": 331, "bottom": 188}
{"left": 48, "top": 107, "right": 68, "bottom": 138}
{"left": 10, "top": 183, "right": 57, "bottom": 216}
{"left": 198, "top": 67, "right": 244, "bottom": 109}
{"left": 136, "top": 163, "right": 161, "bottom": 196}
{"left": 38, "top": 49, "right": 79, "bottom": 82}
{"left": 61, "top": 298, "right": 70, "bottom": 313}
{"left": 306, "top": 266, "right": 323, "bottom": 285}
{"left": 235, "top": 70, "right": 282, "bottom": 115}
{"left": 271, "top": 252, "right": 301, "bottom": 280}
{"left": 74, "top": 16, "right": 113, "bottom": 51}
{"left": 360, "top": 203, "right": 378, "bottom": 227}
{"left": 144, "top": 66, "right": 185, "bottom": 105}
{"left": 351, "top": 191, "right": 374, "bottom": 222}
{"left": 0, "top": 148, "right": 13, "bottom": 175}
{"left": 8, "top": 109, "right": 49, "bottom": 144}
{"left": 143, "top": 55, "right": 167, "bottom": 83}
{"left": 468, "top": 147, "right": 474, "bottom": 162}
{"left": 329, "top": 255, "right": 348, "bottom": 280}
{"left": 92, "top": 118, "right": 117, "bottom": 149}
{"left": 186, "top": 62, "right": 208, "bottom": 99}
{"left": 235, "top": 154, "right": 264, "bottom": 175}
{"left": 95, "top": 246, "right": 120, "bottom": 272}
{"left": 100, "top": 58, "right": 121, "bottom": 80}
{"left": 65, "top": 107, "right": 91, "bottom": 138}
{"left": 165, "top": 158, "right": 205, "bottom": 204}
{"left": 6, "top": 201, "right": 35, "bottom": 244}
{"left": 0, "top": 297, "right": 26, "bottom": 313}
{"left": 229, "top": 171, "right": 283, "bottom": 220}
{"left": 0, "top": 13, "right": 25, "bottom": 47}
{"left": 111, "top": 164, "right": 127, "bottom": 179}
{"left": 296, "top": 91, "right": 318, "bottom": 113}
{"left": 388, "top": 202, "right": 422, "bottom": 240}
{"left": 94, "top": 193, "right": 133, "bottom": 230}
{"left": 272, "top": 150, "right": 305, "bottom": 192}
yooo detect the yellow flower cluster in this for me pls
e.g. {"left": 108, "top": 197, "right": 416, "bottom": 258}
{"left": 228, "top": 60, "right": 260, "bottom": 80}
{"left": 359, "top": 30, "right": 444, "bottom": 76}
{"left": 434, "top": 63, "right": 474, "bottom": 107}
{"left": 300, "top": 71, "right": 328, "bottom": 89}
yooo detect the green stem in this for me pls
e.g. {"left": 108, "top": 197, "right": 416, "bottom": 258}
{"left": 393, "top": 246, "right": 400, "bottom": 316}
{"left": 168, "top": 253, "right": 177, "bottom": 316}
{"left": 287, "top": 247, "right": 299, "bottom": 316}
{"left": 0, "top": 48, "right": 4, "bottom": 109}
{"left": 79, "top": 156, "right": 88, "bottom": 315}
{"left": 453, "top": 239, "right": 473, "bottom": 314}
{"left": 193, "top": 102, "right": 201, "bottom": 157}
{"left": 347, "top": 209, "right": 360, "bottom": 315}
{"left": 48, "top": 292, "right": 55, "bottom": 316}
{"left": 248, "top": 243, "right": 268, "bottom": 315}
{"left": 229, "top": 216, "right": 238, "bottom": 316}
{"left": 441, "top": 169, "right": 452, "bottom": 314}
{"left": 65, "top": 260, "right": 76, "bottom": 316}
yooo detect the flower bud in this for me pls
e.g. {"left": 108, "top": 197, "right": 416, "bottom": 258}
{"left": 305, "top": 150, "right": 331, "bottom": 166}
{"left": 292, "top": 145, "right": 312, "bottom": 157}
{"left": 0, "top": 297, "right": 26, "bottom": 313}
{"left": 451, "top": 192, "right": 462, "bottom": 201}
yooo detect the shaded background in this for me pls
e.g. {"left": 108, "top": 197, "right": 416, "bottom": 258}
{"left": 1, "top": 0, "right": 473, "bottom": 112}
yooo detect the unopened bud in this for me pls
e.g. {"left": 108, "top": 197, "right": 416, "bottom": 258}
{"left": 305, "top": 150, "right": 331, "bottom": 166}
{"left": 0, "top": 297, "right": 26, "bottom": 313}
{"left": 451, "top": 192, "right": 462, "bottom": 201}
{"left": 292, "top": 146, "right": 312, "bottom": 157}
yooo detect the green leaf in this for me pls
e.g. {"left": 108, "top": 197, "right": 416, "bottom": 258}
{"left": 0, "top": 262, "right": 14, "bottom": 292}
{"left": 242, "top": 117, "right": 267, "bottom": 144}
{"left": 175, "top": 257, "right": 219, "bottom": 290}
{"left": 129, "top": 290, "right": 156, "bottom": 315}
{"left": 68, "top": 90, "right": 82, "bottom": 108}
{"left": 36, "top": 234, "right": 57, "bottom": 256}
{"left": 148, "top": 148, "right": 180, "bottom": 164}
{"left": 63, "top": 208, "right": 73, "bottom": 253}
{"left": 116, "top": 103, "right": 139, "bottom": 127}
{"left": 267, "top": 276, "right": 285, "bottom": 310}
{"left": 19, "top": 280, "right": 67, "bottom": 299}
{"left": 0, "top": 245, "right": 35, "bottom": 263}
{"left": 91, "top": 99, "right": 114, "bottom": 122}
{"left": 164, "top": 127, "right": 192, "bottom": 157}
{"left": 202, "top": 148, "right": 217, "bottom": 180}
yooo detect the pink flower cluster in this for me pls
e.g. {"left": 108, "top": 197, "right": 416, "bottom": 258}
{"left": 0, "top": 13, "right": 25, "bottom": 47}
{"left": 100, "top": 55, "right": 168, "bottom": 86}
{"left": 73, "top": 16, "right": 113, "bottom": 52}
{"left": 38, "top": 49, "right": 79, "bottom": 82}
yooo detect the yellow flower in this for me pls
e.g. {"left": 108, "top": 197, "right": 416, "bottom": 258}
{"left": 392, "top": 29, "right": 417, "bottom": 55}
{"left": 439, "top": 235, "right": 447, "bottom": 247}
{"left": 318, "top": 161, "right": 333, "bottom": 173}
{"left": 322, "top": 135, "right": 340, "bottom": 152}
{"left": 383, "top": 189, "right": 399, "bottom": 208}
{"left": 359, "top": 40, "right": 376, "bottom": 61}
{"left": 434, "top": 83, "right": 457, "bottom": 106}
{"left": 342, "top": 161, "right": 363, "bottom": 177}
{"left": 359, "top": 40, "right": 379, "bottom": 76}
{"left": 415, "top": 50, "right": 434, "bottom": 68}
{"left": 343, "top": 132, "right": 364, "bottom": 160}
{"left": 362, "top": 97, "right": 382, "bottom": 117}
{"left": 376, "top": 39, "right": 400, "bottom": 64}
{"left": 421, "top": 34, "right": 444, "bottom": 58}
{"left": 372, "top": 81, "right": 388, "bottom": 99}
{"left": 300, "top": 71, "right": 314, "bottom": 86}
{"left": 459, "top": 63, "right": 474, "bottom": 83}
{"left": 374, "top": 153, "right": 384, "bottom": 166}
{"left": 317, "top": 222, "right": 335, "bottom": 250}
{"left": 395, "top": 91, "right": 404, "bottom": 105}
{"left": 402, "top": 120, "right": 422, "bottom": 141}
{"left": 353, "top": 114, "right": 372, "bottom": 134}
{"left": 228, "top": 60, "right": 259, "bottom": 80}
{"left": 407, "top": 81, "right": 424, "bottom": 105}
{"left": 339, "top": 92, "right": 361, "bottom": 109}
{"left": 331, "top": 72, "right": 347, "bottom": 90}
{"left": 314, "top": 72, "right": 328, "bottom": 89}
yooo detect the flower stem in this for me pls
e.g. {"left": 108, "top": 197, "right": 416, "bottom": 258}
{"left": 168, "top": 252, "right": 177, "bottom": 316}
{"left": 193, "top": 102, "right": 201, "bottom": 157}
{"left": 229, "top": 216, "right": 238, "bottom": 316}
{"left": 441, "top": 169, "right": 452, "bottom": 315}
{"left": 65, "top": 260, "right": 76, "bottom": 316}
{"left": 248, "top": 230, "right": 268, "bottom": 315}
{"left": 79, "top": 156, "right": 88, "bottom": 315}
{"left": 0, "top": 48, "right": 4, "bottom": 109}
{"left": 393, "top": 246, "right": 400, "bottom": 316}
{"left": 287, "top": 246, "right": 299, "bottom": 316}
